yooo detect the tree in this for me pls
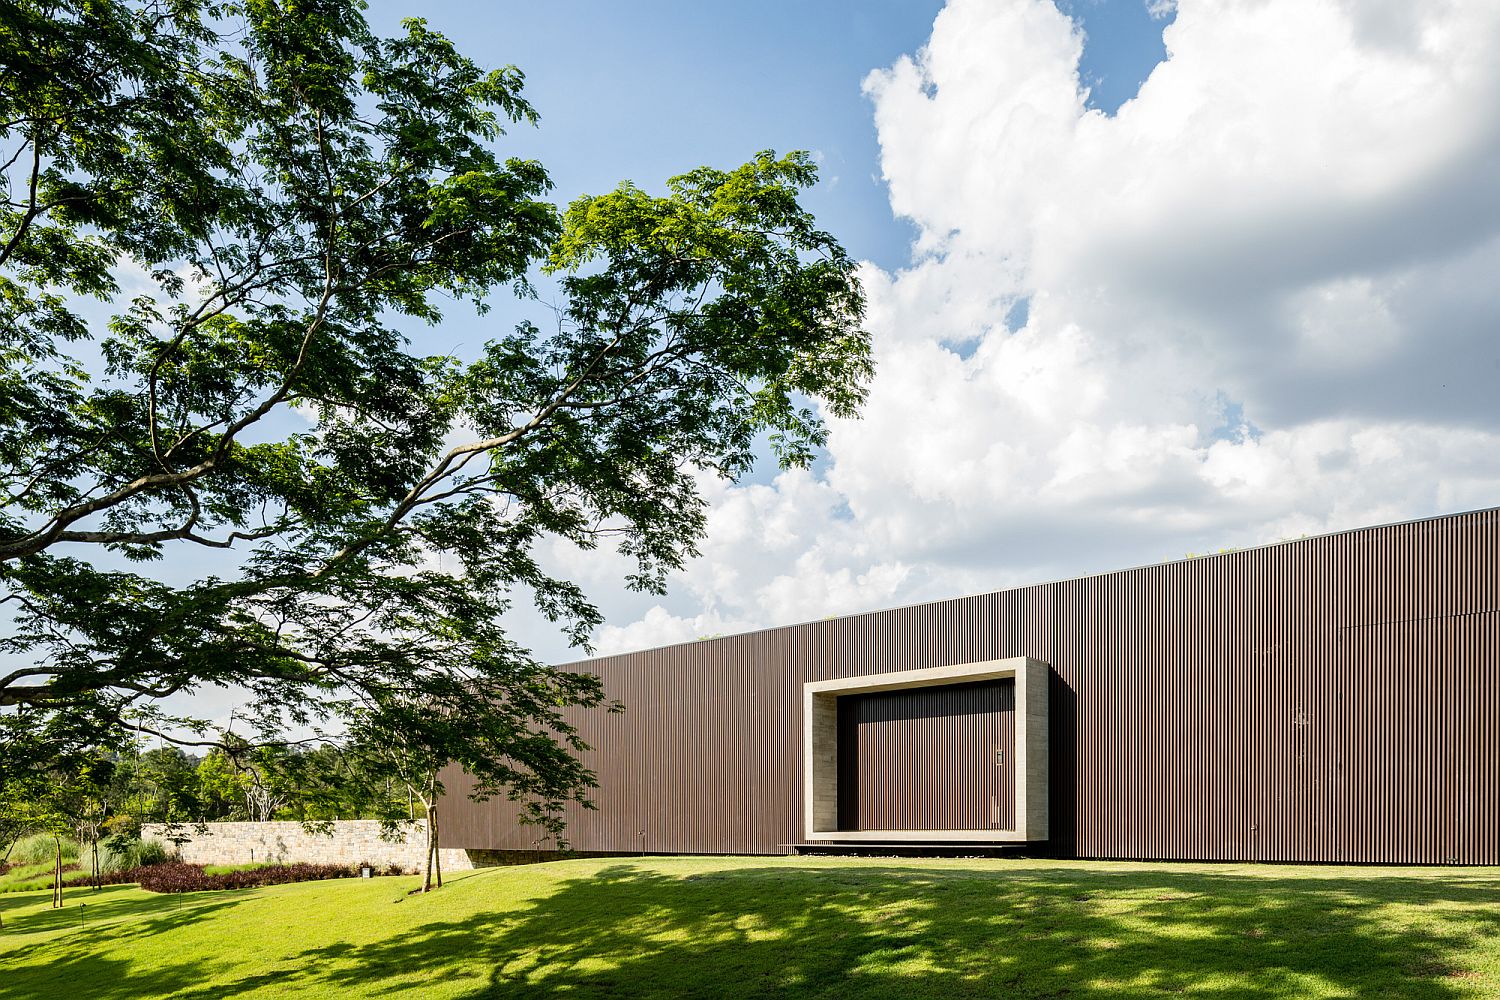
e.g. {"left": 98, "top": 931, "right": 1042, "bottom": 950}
{"left": 61, "top": 752, "right": 117, "bottom": 892}
{"left": 220, "top": 739, "right": 299, "bottom": 823}
{"left": 0, "top": 797, "right": 23, "bottom": 864}
{"left": 264, "top": 743, "right": 384, "bottom": 823}
{"left": 344, "top": 707, "right": 450, "bottom": 893}
{"left": 1, "top": 748, "right": 114, "bottom": 906}
{"left": 0, "top": 0, "right": 870, "bottom": 835}
{"left": 116, "top": 745, "right": 204, "bottom": 826}
{"left": 191, "top": 750, "right": 245, "bottom": 821}
{"left": 341, "top": 663, "right": 610, "bottom": 892}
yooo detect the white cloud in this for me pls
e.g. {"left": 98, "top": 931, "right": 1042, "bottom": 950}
{"left": 580, "top": 0, "right": 1500, "bottom": 658}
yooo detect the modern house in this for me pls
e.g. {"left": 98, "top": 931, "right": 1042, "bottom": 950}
{"left": 438, "top": 507, "right": 1500, "bottom": 865}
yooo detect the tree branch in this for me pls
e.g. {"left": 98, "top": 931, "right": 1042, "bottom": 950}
{"left": 0, "top": 137, "right": 43, "bottom": 267}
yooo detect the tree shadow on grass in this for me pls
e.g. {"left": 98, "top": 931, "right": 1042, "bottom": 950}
{"left": 1, "top": 886, "right": 249, "bottom": 946}
{"left": 1, "top": 888, "right": 260, "bottom": 1000}
{"left": 284, "top": 862, "right": 1500, "bottom": 999}
{"left": 6, "top": 863, "right": 1498, "bottom": 999}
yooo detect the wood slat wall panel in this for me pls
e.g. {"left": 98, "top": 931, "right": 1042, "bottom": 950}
{"left": 438, "top": 507, "right": 1500, "bottom": 863}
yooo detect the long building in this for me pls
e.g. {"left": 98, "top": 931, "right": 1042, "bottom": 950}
{"left": 438, "top": 507, "right": 1500, "bottom": 865}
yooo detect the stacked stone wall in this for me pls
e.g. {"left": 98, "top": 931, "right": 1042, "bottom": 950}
{"left": 140, "top": 820, "right": 473, "bottom": 873}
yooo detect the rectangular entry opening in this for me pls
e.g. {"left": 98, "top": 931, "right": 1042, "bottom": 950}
{"left": 803, "top": 656, "right": 1048, "bottom": 843}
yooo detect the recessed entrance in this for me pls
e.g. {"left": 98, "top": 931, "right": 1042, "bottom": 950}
{"left": 803, "top": 657, "right": 1049, "bottom": 843}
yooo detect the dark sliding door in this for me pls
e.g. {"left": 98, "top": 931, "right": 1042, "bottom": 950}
{"left": 836, "top": 679, "right": 1015, "bottom": 832}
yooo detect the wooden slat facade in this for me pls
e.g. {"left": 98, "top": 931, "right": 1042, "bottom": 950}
{"left": 438, "top": 507, "right": 1500, "bottom": 863}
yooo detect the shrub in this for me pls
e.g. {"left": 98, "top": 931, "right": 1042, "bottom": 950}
{"left": 201, "top": 862, "right": 272, "bottom": 875}
{"left": 97, "top": 836, "right": 173, "bottom": 873}
{"left": 130, "top": 861, "right": 405, "bottom": 893}
{"left": 10, "top": 833, "right": 79, "bottom": 865}
{"left": 97, "top": 843, "right": 130, "bottom": 875}
{"left": 102, "top": 814, "right": 140, "bottom": 839}
{"left": 2, "top": 858, "right": 404, "bottom": 893}
{"left": 137, "top": 838, "right": 171, "bottom": 867}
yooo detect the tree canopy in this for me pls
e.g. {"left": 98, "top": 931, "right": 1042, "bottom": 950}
{"left": 0, "top": 0, "right": 871, "bottom": 830}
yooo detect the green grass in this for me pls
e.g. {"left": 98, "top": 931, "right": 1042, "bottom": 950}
{"left": 200, "top": 863, "right": 273, "bottom": 876}
{"left": 2, "top": 856, "right": 1499, "bottom": 998}
{"left": 1, "top": 861, "right": 86, "bottom": 894}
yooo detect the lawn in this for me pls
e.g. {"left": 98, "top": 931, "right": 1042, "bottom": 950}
{"left": 0, "top": 862, "right": 66, "bottom": 894}
{"left": 2, "top": 855, "right": 1499, "bottom": 998}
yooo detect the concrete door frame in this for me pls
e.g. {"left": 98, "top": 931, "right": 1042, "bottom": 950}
{"left": 802, "top": 656, "right": 1049, "bottom": 843}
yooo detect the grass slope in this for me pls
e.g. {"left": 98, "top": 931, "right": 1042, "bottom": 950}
{"left": 2, "top": 856, "right": 1499, "bottom": 998}
{"left": 0, "top": 862, "right": 65, "bottom": 894}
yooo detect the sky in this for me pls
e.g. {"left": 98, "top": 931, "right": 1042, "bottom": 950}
{"left": 77, "top": 0, "right": 1498, "bottom": 737}
{"left": 14, "top": 0, "right": 1498, "bottom": 740}
{"left": 355, "top": 0, "right": 1500, "bottom": 664}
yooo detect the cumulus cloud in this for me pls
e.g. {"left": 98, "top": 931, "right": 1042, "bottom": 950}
{"left": 580, "top": 0, "right": 1500, "bottom": 657}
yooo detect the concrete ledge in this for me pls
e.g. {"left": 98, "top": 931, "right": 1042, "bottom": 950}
{"left": 803, "top": 656, "right": 1049, "bottom": 843}
{"left": 802, "top": 829, "right": 1037, "bottom": 843}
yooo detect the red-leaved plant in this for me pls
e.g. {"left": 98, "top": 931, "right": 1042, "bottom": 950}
{"left": 39, "top": 861, "right": 407, "bottom": 893}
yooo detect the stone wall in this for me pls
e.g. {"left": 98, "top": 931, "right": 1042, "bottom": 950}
{"left": 141, "top": 820, "right": 473, "bottom": 873}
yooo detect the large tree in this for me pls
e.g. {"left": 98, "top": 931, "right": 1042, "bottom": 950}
{"left": 0, "top": 0, "right": 870, "bottom": 830}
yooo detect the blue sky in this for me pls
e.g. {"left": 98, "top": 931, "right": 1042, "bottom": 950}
{"left": 362, "top": 0, "right": 1173, "bottom": 336}
{"left": 363, "top": 0, "right": 1177, "bottom": 264}
{"left": 18, "top": 2, "right": 1199, "bottom": 725}
{"left": 11, "top": 1, "right": 1498, "bottom": 740}
{"left": 123, "top": 1, "right": 1500, "bottom": 701}
{"left": 364, "top": 1, "right": 944, "bottom": 272}
{"left": 488, "top": 0, "right": 1500, "bottom": 660}
{"left": 345, "top": 1, "right": 1500, "bottom": 664}
{"left": 357, "top": 0, "right": 1181, "bottom": 511}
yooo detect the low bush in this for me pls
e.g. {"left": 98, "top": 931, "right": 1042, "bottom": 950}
{"left": 98, "top": 837, "right": 172, "bottom": 873}
{"left": 0, "top": 856, "right": 405, "bottom": 893}
{"left": 137, "top": 838, "right": 171, "bottom": 867}
{"left": 1, "top": 862, "right": 145, "bottom": 893}
{"left": 131, "top": 861, "right": 406, "bottom": 893}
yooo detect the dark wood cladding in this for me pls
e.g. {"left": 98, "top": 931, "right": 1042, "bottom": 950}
{"left": 438, "top": 507, "right": 1500, "bottom": 863}
{"left": 837, "top": 680, "right": 1014, "bottom": 831}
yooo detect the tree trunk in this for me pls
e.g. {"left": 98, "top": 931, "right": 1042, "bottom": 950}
{"left": 432, "top": 805, "right": 442, "bottom": 889}
{"left": 420, "top": 801, "right": 444, "bottom": 892}
{"left": 52, "top": 836, "right": 62, "bottom": 908}
{"left": 422, "top": 803, "right": 435, "bottom": 893}
{"left": 92, "top": 838, "right": 100, "bottom": 891}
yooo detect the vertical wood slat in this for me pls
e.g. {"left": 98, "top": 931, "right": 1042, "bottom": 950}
{"left": 438, "top": 507, "right": 1500, "bottom": 864}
